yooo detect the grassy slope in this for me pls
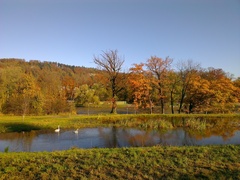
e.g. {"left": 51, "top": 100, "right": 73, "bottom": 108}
{"left": 0, "top": 145, "right": 239, "bottom": 179}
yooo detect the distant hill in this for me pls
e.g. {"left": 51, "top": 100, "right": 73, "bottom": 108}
{"left": 0, "top": 58, "right": 106, "bottom": 115}
{"left": 0, "top": 58, "right": 100, "bottom": 86}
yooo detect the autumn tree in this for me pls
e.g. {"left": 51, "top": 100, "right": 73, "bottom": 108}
{"left": 17, "top": 73, "right": 43, "bottom": 116}
{"left": 74, "top": 84, "right": 100, "bottom": 107}
{"left": 176, "top": 60, "right": 200, "bottom": 113}
{"left": 91, "top": 83, "right": 109, "bottom": 101}
{"left": 233, "top": 77, "right": 240, "bottom": 103}
{"left": 0, "top": 66, "right": 23, "bottom": 113}
{"left": 94, "top": 50, "right": 125, "bottom": 114}
{"left": 128, "top": 64, "right": 153, "bottom": 113}
{"left": 146, "top": 56, "right": 173, "bottom": 114}
{"left": 202, "top": 68, "right": 238, "bottom": 113}
{"left": 62, "top": 76, "right": 76, "bottom": 101}
{"left": 233, "top": 77, "right": 240, "bottom": 112}
{"left": 184, "top": 73, "right": 212, "bottom": 113}
{"left": 37, "top": 66, "right": 70, "bottom": 114}
{"left": 166, "top": 70, "right": 180, "bottom": 114}
{"left": 2, "top": 72, "right": 43, "bottom": 116}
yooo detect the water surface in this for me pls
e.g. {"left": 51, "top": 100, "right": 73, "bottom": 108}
{"left": 0, "top": 127, "right": 239, "bottom": 152}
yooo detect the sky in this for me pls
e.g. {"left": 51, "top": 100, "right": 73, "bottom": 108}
{"left": 1, "top": 0, "right": 240, "bottom": 78}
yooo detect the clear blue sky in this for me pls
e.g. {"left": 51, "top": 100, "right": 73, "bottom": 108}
{"left": 1, "top": 0, "right": 240, "bottom": 78}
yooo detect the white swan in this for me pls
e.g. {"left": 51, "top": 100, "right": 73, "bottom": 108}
{"left": 55, "top": 125, "right": 60, "bottom": 132}
{"left": 74, "top": 129, "right": 78, "bottom": 134}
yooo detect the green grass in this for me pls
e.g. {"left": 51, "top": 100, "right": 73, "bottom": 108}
{"left": 0, "top": 114, "right": 239, "bottom": 133}
{"left": 0, "top": 145, "right": 239, "bottom": 179}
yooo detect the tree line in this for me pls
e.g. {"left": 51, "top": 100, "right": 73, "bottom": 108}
{"left": 0, "top": 51, "right": 239, "bottom": 115}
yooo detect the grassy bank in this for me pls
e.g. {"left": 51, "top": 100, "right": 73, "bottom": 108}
{"left": 0, "top": 114, "right": 239, "bottom": 133}
{"left": 0, "top": 145, "right": 239, "bottom": 179}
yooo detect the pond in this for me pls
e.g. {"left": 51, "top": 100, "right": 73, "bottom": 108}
{"left": 0, "top": 127, "right": 239, "bottom": 152}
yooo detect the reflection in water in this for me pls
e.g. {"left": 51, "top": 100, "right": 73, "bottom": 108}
{"left": 0, "top": 127, "right": 239, "bottom": 152}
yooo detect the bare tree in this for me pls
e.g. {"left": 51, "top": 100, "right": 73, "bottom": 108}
{"left": 94, "top": 50, "right": 124, "bottom": 114}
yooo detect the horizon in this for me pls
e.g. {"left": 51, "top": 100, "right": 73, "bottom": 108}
{"left": 1, "top": 57, "right": 239, "bottom": 80}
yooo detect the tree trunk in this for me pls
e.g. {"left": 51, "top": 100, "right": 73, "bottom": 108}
{"left": 150, "top": 99, "right": 153, "bottom": 114}
{"left": 110, "top": 78, "right": 117, "bottom": 114}
{"left": 110, "top": 98, "right": 117, "bottom": 114}
{"left": 189, "top": 102, "right": 194, "bottom": 114}
{"left": 160, "top": 98, "right": 164, "bottom": 114}
{"left": 170, "top": 91, "right": 174, "bottom": 114}
{"left": 178, "top": 90, "right": 185, "bottom": 114}
{"left": 159, "top": 88, "right": 164, "bottom": 114}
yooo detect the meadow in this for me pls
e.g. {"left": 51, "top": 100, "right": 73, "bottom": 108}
{"left": 0, "top": 145, "right": 239, "bottom": 179}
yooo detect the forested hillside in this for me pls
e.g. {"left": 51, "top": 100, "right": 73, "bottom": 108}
{"left": 0, "top": 58, "right": 104, "bottom": 115}
{"left": 0, "top": 58, "right": 239, "bottom": 115}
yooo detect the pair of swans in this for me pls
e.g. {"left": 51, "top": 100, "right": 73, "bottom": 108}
{"left": 55, "top": 125, "right": 78, "bottom": 134}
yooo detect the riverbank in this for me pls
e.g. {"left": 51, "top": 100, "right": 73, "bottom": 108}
{"left": 0, "top": 114, "right": 239, "bottom": 133}
{"left": 0, "top": 145, "right": 239, "bottom": 179}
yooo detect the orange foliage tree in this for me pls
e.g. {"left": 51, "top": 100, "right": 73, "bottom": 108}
{"left": 184, "top": 73, "right": 212, "bottom": 113}
{"left": 233, "top": 77, "right": 240, "bottom": 103}
{"left": 62, "top": 76, "right": 76, "bottom": 101}
{"left": 146, "top": 56, "right": 173, "bottom": 114}
{"left": 202, "top": 68, "right": 238, "bottom": 113}
{"left": 128, "top": 64, "right": 153, "bottom": 113}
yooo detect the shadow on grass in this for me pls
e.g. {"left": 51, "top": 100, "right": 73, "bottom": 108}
{"left": 3, "top": 123, "right": 41, "bottom": 132}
